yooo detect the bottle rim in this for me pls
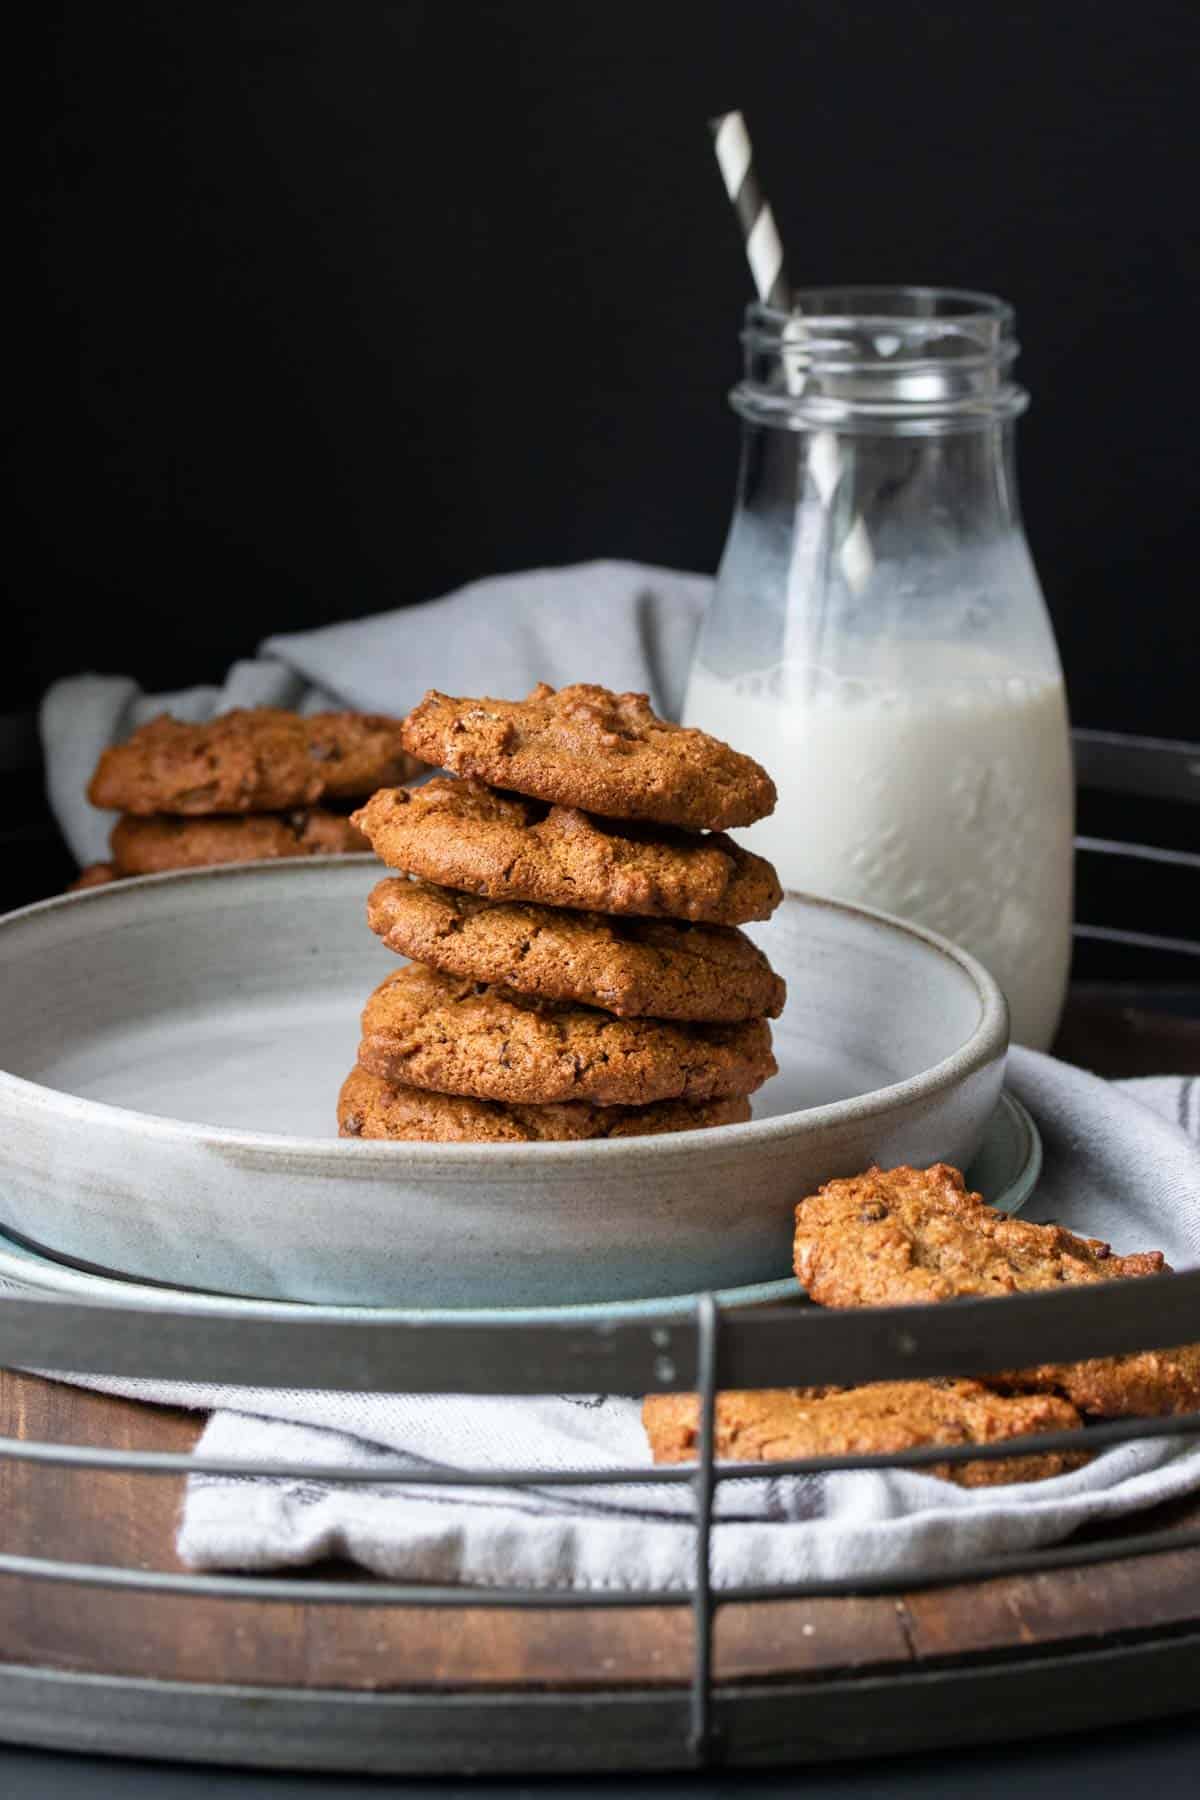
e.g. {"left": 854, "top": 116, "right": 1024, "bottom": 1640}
{"left": 757, "top": 284, "right": 1014, "bottom": 327}
{"left": 746, "top": 287, "right": 1013, "bottom": 360}
{"left": 736, "top": 285, "right": 1026, "bottom": 431}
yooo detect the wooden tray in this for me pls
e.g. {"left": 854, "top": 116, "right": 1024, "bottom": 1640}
{"left": 1, "top": 991, "right": 1199, "bottom": 1773}
{"left": 2, "top": 1365, "right": 1199, "bottom": 1697}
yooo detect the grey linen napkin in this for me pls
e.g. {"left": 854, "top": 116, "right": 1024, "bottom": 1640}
{"left": 34, "top": 562, "right": 1200, "bottom": 1586}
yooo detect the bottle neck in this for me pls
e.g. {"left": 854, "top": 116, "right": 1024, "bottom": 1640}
{"left": 734, "top": 287, "right": 1028, "bottom": 437}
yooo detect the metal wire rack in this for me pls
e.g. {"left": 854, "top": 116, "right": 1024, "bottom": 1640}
{"left": 0, "top": 728, "right": 1197, "bottom": 1773}
{"left": 1072, "top": 728, "right": 1200, "bottom": 965}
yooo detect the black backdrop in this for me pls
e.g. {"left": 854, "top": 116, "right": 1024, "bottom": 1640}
{"left": 15, "top": 0, "right": 1200, "bottom": 724}
{"left": 8, "top": 1, "right": 1200, "bottom": 912}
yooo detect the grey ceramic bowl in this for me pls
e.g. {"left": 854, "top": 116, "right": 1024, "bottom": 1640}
{"left": 0, "top": 858, "right": 1008, "bottom": 1307}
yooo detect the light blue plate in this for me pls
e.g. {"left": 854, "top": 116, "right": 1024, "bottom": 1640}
{"left": 0, "top": 1092, "right": 1039, "bottom": 1324}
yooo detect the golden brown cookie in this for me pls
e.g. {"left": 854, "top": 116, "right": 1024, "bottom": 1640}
{"left": 357, "top": 964, "right": 777, "bottom": 1106}
{"left": 792, "top": 1163, "right": 1168, "bottom": 1307}
{"left": 365, "top": 878, "right": 786, "bottom": 1021}
{"left": 400, "top": 683, "right": 776, "bottom": 830}
{"left": 792, "top": 1163, "right": 1195, "bottom": 1419}
{"left": 110, "top": 809, "right": 369, "bottom": 875}
{"left": 352, "top": 779, "right": 782, "bottom": 925}
{"left": 338, "top": 1066, "right": 752, "bottom": 1143}
{"left": 89, "top": 708, "right": 423, "bottom": 815}
{"left": 991, "top": 1343, "right": 1200, "bottom": 1419}
{"left": 67, "top": 862, "right": 120, "bottom": 893}
{"left": 642, "top": 1381, "right": 1087, "bottom": 1486}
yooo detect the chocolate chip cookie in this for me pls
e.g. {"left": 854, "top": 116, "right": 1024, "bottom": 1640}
{"left": 352, "top": 779, "right": 781, "bottom": 924}
{"left": 89, "top": 708, "right": 423, "bottom": 815}
{"left": 338, "top": 1066, "right": 751, "bottom": 1143}
{"left": 110, "top": 808, "right": 369, "bottom": 875}
{"left": 357, "top": 964, "right": 777, "bottom": 1106}
{"left": 992, "top": 1341, "right": 1200, "bottom": 1419}
{"left": 793, "top": 1162, "right": 1196, "bottom": 1420}
{"left": 400, "top": 683, "right": 776, "bottom": 830}
{"left": 792, "top": 1163, "right": 1168, "bottom": 1307}
{"left": 365, "top": 878, "right": 786, "bottom": 1021}
{"left": 642, "top": 1381, "right": 1087, "bottom": 1486}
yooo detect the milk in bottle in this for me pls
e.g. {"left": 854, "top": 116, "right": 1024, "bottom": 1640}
{"left": 683, "top": 289, "right": 1074, "bottom": 1048}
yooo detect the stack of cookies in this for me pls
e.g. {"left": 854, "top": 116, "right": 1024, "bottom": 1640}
{"left": 74, "top": 707, "right": 422, "bottom": 889}
{"left": 340, "top": 682, "right": 787, "bottom": 1143}
{"left": 645, "top": 1161, "right": 1200, "bottom": 1486}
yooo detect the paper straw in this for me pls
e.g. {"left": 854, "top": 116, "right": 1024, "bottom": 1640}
{"left": 708, "top": 111, "right": 875, "bottom": 595}
{"left": 710, "top": 112, "right": 790, "bottom": 310}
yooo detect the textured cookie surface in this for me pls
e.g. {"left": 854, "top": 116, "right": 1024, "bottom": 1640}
{"left": 990, "top": 1342, "right": 1200, "bottom": 1419}
{"left": 358, "top": 964, "right": 777, "bottom": 1106}
{"left": 793, "top": 1162, "right": 1195, "bottom": 1419}
{"left": 352, "top": 779, "right": 781, "bottom": 924}
{"left": 793, "top": 1163, "right": 1167, "bottom": 1306}
{"left": 338, "top": 1066, "right": 751, "bottom": 1143}
{"left": 366, "top": 878, "right": 786, "bottom": 1021}
{"left": 111, "top": 809, "right": 369, "bottom": 875}
{"left": 642, "top": 1381, "right": 1087, "bottom": 1487}
{"left": 89, "top": 709, "right": 422, "bottom": 815}
{"left": 400, "top": 683, "right": 776, "bottom": 830}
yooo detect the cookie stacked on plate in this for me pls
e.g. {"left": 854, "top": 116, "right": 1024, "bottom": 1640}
{"left": 75, "top": 708, "right": 423, "bottom": 889}
{"left": 341, "top": 682, "right": 786, "bottom": 1143}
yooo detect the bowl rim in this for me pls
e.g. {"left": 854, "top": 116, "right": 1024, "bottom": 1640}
{"left": 0, "top": 856, "right": 1009, "bottom": 1167}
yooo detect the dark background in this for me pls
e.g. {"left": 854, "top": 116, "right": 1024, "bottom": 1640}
{"left": 8, "top": 1, "right": 1199, "bottom": 923}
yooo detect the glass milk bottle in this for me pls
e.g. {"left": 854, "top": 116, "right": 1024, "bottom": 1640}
{"left": 683, "top": 288, "right": 1073, "bottom": 1049}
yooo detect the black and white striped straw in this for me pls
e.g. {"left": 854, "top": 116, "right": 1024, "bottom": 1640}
{"left": 709, "top": 110, "right": 791, "bottom": 310}
{"left": 708, "top": 110, "right": 874, "bottom": 587}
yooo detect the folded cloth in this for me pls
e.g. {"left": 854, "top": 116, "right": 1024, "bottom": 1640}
{"left": 40, "top": 560, "right": 710, "bottom": 864}
{"left": 28, "top": 1055, "right": 1197, "bottom": 1590}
